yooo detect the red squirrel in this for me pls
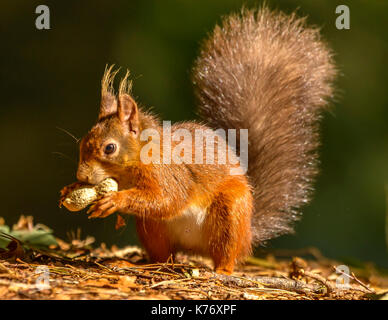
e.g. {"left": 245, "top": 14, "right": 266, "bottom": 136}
{"left": 59, "top": 7, "right": 336, "bottom": 274}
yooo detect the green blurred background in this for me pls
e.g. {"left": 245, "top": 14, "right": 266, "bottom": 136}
{"left": 1, "top": 0, "right": 387, "bottom": 266}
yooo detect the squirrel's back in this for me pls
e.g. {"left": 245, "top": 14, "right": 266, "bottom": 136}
{"left": 192, "top": 7, "right": 336, "bottom": 243}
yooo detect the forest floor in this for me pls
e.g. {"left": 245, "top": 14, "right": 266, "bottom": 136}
{"left": 0, "top": 216, "right": 388, "bottom": 300}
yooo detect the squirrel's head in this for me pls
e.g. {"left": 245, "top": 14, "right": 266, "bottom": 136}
{"left": 76, "top": 67, "right": 142, "bottom": 185}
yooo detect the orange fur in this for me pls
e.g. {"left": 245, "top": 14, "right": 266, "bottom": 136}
{"left": 135, "top": 217, "right": 172, "bottom": 263}
{"left": 204, "top": 177, "right": 253, "bottom": 273}
{"left": 60, "top": 6, "right": 336, "bottom": 273}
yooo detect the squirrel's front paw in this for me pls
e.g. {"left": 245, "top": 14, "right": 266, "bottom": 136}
{"left": 87, "top": 191, "right": 124, "bottom": 219}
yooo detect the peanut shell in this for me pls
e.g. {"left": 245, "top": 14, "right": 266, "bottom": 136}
{"left": 62, "top": 178, "right": 118, "bottom": 212}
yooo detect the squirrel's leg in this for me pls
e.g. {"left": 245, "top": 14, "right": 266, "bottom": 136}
{"left": 205, "top": 178, "right": 253, "bottom": 274}
{"left": 135, "top": 217, "right": 174, "bottom": 263}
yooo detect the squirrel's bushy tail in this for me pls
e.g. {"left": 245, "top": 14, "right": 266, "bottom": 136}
{"left": 192, "top": 7, "right": 336, "bottom": 244}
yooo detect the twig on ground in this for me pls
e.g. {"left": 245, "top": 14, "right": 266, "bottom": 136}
{"left": 213, "top": 274, "right": 326, "bottom": 295}
{"left": 333, "top": 266, "right": 374, "bottom": 294}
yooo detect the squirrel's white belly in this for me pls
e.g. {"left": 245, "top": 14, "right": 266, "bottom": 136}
{"left": 166, "top": 205, "right": 208, "bottom": 253}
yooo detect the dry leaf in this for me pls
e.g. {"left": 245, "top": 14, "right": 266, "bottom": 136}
{"left": 0, "top": 287, "right": 8, "bottom": 298}
{"left": 0, "top": 233, "right": 24, "bottom": 260}
{"left": 117, "top": 276, "right": 138, "bottom": 291}
{"left": 103, "top": 259, "right": 136, "bottom": 269}
{"left": 82, "top": 278, "right": 113, "bottom": 288}
{"left": 115, "top": 214, "right": 126, "bottom": 230}
{"left": 12, "top": 215, "right": 34, "bottom": 231}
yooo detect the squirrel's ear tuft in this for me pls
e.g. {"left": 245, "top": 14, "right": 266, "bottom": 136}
{"left": 118, "top": 94, "right": 139, "bottom": 135}
{"left": 99, "top": 65, "right": 119, "bottom": 120}
{"left": 117, "top": 70, "right": 138, "bottom": 135}
{"left": 118, "top": 69, "right": 133, "bottom": 96}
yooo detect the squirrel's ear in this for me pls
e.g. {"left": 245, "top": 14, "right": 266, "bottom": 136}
{"left": 118, "top": 94, "right": 139, "bottom": 135}
{"left": 99, "top": 93, "right": 118, "bottom": 120}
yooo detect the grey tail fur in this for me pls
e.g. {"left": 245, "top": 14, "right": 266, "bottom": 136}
{"left": 192, "top": 6, "right": 336, "bottom": 244}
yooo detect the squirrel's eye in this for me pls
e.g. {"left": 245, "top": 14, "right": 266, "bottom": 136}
{"left": 104, "top": 143, "right": 116, "bottom": 155}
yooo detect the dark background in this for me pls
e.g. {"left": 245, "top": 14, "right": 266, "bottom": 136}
{"left": 1, "top": 0, "right": 387, "bottom": 267}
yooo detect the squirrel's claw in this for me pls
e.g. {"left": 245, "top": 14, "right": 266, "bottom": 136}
{"left": 58, "top": 188, "right": 68, "bottom": 208}
{"left": 87, "top": 192, "right": 119, "bottom": 219}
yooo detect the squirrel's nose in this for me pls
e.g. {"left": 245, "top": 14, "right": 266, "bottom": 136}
{"left": 76, "top": 171, "right": 87, "bottom": 183}
{"left": 77, "top": 172, "right": 91, "bottom": 184}
{"left": 76, "top": 164, "right": 90, "bottom": 183}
